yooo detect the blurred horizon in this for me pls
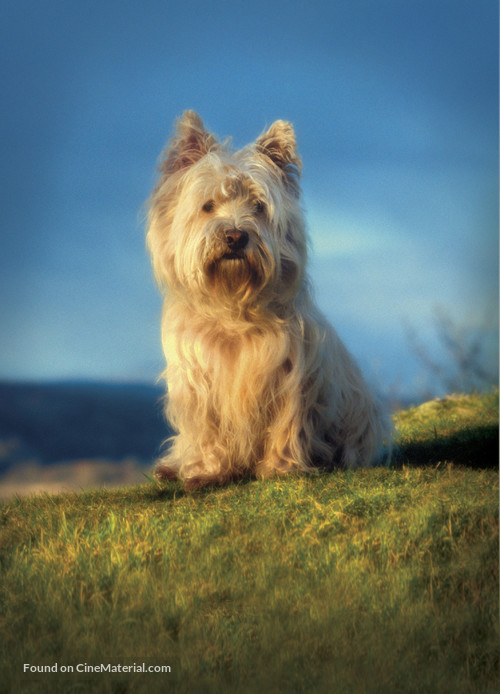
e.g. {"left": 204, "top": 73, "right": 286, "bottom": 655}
{"left": 0, "top": 0, "right": 498, "bottom": 401}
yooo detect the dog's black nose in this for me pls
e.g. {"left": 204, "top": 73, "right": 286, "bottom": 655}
{"left": 225, "top": 229, "right": 249, "bottom": 251}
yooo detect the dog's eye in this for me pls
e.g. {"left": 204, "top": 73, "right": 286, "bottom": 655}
{"left": 255, "top": 200, "right": 266, "bottom": 214}
{"left": 202, "top": 200, "right": 215, "bottom": 213}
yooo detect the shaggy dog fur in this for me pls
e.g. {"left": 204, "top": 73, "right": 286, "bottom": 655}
{"left": 146, "top": 111, "right": 389, "bottom": 488}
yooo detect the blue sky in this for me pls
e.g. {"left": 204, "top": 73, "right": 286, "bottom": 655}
{"left": 0, "top": 0, "right": 497, "bottom": 399}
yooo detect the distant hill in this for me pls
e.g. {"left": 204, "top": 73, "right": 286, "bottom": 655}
{"left": 0, "top": 381, "right": 172, "bottom": 471}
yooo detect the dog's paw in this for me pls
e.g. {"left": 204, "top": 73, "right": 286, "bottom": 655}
{"left": 184, "top": 472, "right": 239, "bottom": 490}
{"left": 154, "top": 463, "right": 179, "bottom": 481}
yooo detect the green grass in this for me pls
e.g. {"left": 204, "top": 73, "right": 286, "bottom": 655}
{"left": 0, "top": 392, "right": 498, "bottom": 693}
{"left": 394, "top": 390, "right": 499, "bottom": 468}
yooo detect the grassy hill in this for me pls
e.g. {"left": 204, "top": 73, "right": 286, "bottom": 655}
{"left": 0, "top": 391, "right": 498, "bottom": 693}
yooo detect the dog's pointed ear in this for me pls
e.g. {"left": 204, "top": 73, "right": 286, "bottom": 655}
{"left": 159, "top": 111, "right": 218, "bottom": 177}
{"left": 255, "top": 120, "right": 302, "bottom": 196}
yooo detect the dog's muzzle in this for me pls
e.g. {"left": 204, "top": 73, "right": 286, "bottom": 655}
{"left": 224, "top": 228, "right": 249, "bottom": 253}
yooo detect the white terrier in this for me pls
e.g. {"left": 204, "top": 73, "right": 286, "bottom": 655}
{"left": 146, "top": 111, "right": 389, "bottom": 488}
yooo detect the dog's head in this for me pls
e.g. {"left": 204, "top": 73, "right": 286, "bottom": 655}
{"left": 147, "top": 111, "right": 307, "bottom": 310}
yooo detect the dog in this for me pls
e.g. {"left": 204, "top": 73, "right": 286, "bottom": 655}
{"left": 146, "top": 111, "right": 389, "bottom": 488}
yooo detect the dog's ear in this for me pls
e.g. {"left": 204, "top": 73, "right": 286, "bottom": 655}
{"left": 255, "top": 120, "right": 302, "bottom": 195}
{"left": 159, "top": 111, "right": 218, "bottom": 177}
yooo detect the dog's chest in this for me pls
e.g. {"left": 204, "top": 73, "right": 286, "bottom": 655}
{"left": 194, "top": 324, "right": 291, "bottom": 402}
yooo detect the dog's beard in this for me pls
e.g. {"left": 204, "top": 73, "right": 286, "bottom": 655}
{"left": 202, "top": 231, "right": 275, "bottom": 300}
{"left": 208, "top": 256, "right": 257, "bottom": 291}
